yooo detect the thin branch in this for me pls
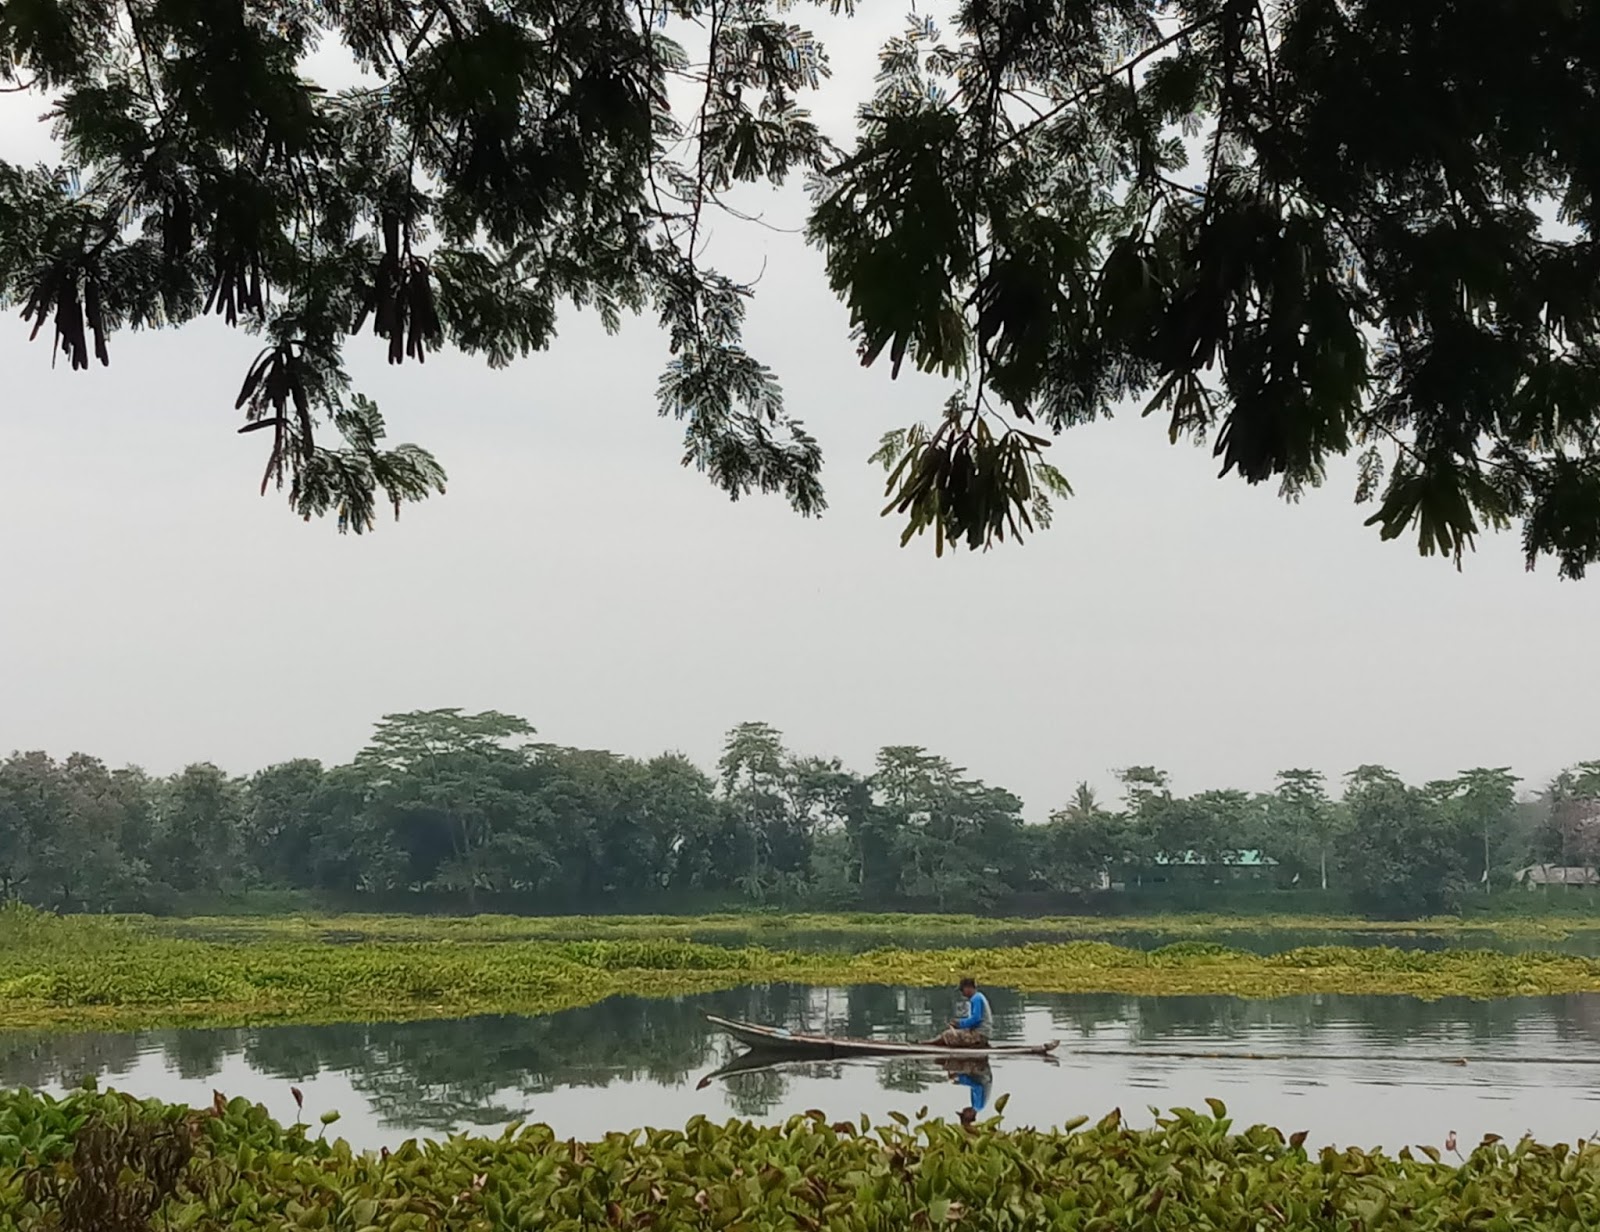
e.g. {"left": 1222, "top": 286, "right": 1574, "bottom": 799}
{"left": 431, "top": 0, "right": 466, "bottom": 42}
{"left": 376, "top": 30, "right": 458, "bottom": 174}
{"left": 403, "top": 5, "right": 441, "bottom": 58}
{"left": 1158, "top": 173, "right": 1207, "bottom": 199}
{"left": 1204, "top": 6, "right": 1248, "bottom": 220}
{"left": 704, "top": 189, "right": 805, "bottom": 233}
{"left": 1254, "top": 0, "right": 1282, "bottom": 215}
{"left": 993, "top": 14, "right": 1222, "bottom": 154}
{"left": 1254, "top": 1, "right": 1278, "bottom": 118}
{"left": 967, "top": 3, "right": 1021, "bottom": 418}
{"left": 688, "top": 0, "right": 726, "bottom": 273}
{"left": 87, "top": 188, "right": 138, "bottom": 260}
{"left": 1000, "top": 85, "right": 1050, "bottom": 125}
{"left": 124, "top": 0, "right": 168, "bottom": 128}
{"left": 634, "top": 1, "right": 696, "bottom": 237}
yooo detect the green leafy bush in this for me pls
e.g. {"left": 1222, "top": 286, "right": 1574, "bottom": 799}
{"left": 4, "top": 1087, "right": 1600, "bottom": 1232}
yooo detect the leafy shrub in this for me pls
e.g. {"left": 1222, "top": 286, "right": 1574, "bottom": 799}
{"left": 5, "top": 1088, "right": 1600, "bottom": 1232}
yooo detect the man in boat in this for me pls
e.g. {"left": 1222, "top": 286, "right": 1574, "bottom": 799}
{"left": 928, "top": 977, "right": 991, "bottom": 1048}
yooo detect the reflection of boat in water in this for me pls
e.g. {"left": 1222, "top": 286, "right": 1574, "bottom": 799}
{"left": 696, "top": 1049, "right": 837, "bottom": 1089}
{"left": 696, "top": 1048, "right": 1041, "bottom": 1092}
{"left": 697, "top": 1016, "right": 1059, "bottom": 1092}
{"left": 704, "top": 1015, "right": 1060, "bottom": 1059}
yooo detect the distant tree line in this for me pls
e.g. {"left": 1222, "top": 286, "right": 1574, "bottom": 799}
{"left": 2, "top": 709, "right": 1598, "bottom": 919}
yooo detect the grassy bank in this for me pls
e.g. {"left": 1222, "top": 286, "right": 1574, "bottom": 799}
{"left": 4, "top": 1086, "right": 1599, "bottom": 1232}
{"left": 7, "top": 908, "right": 1600, "bottom": 1032}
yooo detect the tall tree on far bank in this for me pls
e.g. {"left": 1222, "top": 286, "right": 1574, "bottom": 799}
{"left": 1438, "top": 768, "right": 1520, "bottom": 891}
{"left": 1041, "top": 783, "right": 1126, "bottom": 893}
{"left": 243, "top": 759, "right": 331, "bottom": 888}
{"left": 1539, "top": 762, "right": 1600, "bottom": 872}
{"left": 355, "top": 709, "right": 536, "bottom": 905}
{"left": 870, "top": 746, "right": 1025, "bottom": 908}
{"left": 1265, "top": 769, "right": 1340, "bottom": 891}
{"left": 0, "top": 752, "right": 153, "bottom": 909}
{"left": 637, "top": 753, "right": 723, "bottom": 893}
{"left": 717, "top": 722, "right": 794, "bottom": 902}
{"left": 1342, "top": 765, "right": 1466, "bottom": 918}
{"left": 153, "top": 763, "right": 245, "bottom": 897}
{"left": 1116, "top": 766, "right": 1172, "bottom": 870}
{"left": 54, "top": 754, "right": 148, "bottom": 908}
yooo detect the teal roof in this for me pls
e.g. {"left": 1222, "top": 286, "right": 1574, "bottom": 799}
{"left": 1152, "top": 850, "right": 1276, "bottom": 867}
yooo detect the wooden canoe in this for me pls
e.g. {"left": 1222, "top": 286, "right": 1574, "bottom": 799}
{"left": 705, "top": 1014, "right": 1060, "bottom": 1059}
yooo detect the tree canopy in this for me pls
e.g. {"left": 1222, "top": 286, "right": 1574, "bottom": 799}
{"left": 6, "top": 2, "right": 1600, "bottom": 573}
{"left": 3, "top": 707, "right": 1598, "bottom": 918}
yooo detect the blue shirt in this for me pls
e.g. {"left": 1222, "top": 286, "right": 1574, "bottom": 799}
{"left": 955, "top": 990, "right": 991, "bottom": 1034}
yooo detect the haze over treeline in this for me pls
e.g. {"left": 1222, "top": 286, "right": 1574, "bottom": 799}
{"left": 3, "top": 709, "right": 1598, "bottom": 920}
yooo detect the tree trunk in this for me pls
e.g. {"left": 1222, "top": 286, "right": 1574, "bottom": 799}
{"left": 455, "top": 814, "right": 479, "bottom": 913}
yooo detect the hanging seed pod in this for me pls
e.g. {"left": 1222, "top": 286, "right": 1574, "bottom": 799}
{"left": 404, "top": 264, "right": 441, "bottom": 363}
{"left": 262, "top": 349, "right": 292, "bottom": 416}
{"left": 21, "top": 265, "right": 68, "bottom": 344}
{"left": 368, "top": 247, "right": 404, "bottom": 358}
{"left": 204, "top": 261, "right": 232, "bottom": 323}
{"left": 206, "top": 249, "right": 266, "bottom": 326}
{"left": 259, "top": 422, "right": 286, "bottom": 494}
{"left": 235, "top": 348, "right": 276, "bottom": 411}
{"left": 85, "top": 278, "right": 108, "bottom": 366}
{"left": 386, "top": 301, "right": 405, "bottom": 364}
{"left": 234, "top": 343, "right": 308, "bottom": 494}
{"left": 54, "top": 280, "right": 89, "bottom": 370}
{"left": 163, "top": 191, "right": 193, "bottom": 265}
{"left": 291, "top": 376, "right": 315, "bottom": 463}
{"left": 381, "top": 209, "right": 400, "bottom": 262}
{"left": 351, "top": 282, "right": 379, "bottom": 336}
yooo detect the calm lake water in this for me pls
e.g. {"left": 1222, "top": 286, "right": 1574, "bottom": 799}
{"left": 8, "top": 985, "right": 1600, "bottom": 1152}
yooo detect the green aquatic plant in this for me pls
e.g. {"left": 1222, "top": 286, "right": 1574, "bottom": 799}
{"left": 136, "top": 907, "right": 1600, "bottom": 948}
{"left": 4, "top": 1087, "right": 1600, "bottom": 1232}
{"left": 18, "top": 1100, "right": 197, "bottom": 1232}
{"left": 8, "top": 912, "right": 1600, "bottom": 1032}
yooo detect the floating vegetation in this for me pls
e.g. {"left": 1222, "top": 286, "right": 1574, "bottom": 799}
{"left": 141, "top": 908, "right": 1600, "bottom": 946}
{"left": 5, "top": 906, "right": 1600, "bottom": 1032}
{"left": 4, "top": 1085, "right": 1600, "bottom": 1232}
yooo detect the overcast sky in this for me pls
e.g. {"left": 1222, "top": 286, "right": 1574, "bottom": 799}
{"left": 2, "top": 7, "right": 1597, "bottom": 817}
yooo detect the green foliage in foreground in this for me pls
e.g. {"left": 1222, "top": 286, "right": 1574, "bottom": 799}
{"left": 5, "top": 1086, "right": 1600, "bottom": 1232}
{"left": 7, "top": 908, "right": 1600, "bottom": 1033}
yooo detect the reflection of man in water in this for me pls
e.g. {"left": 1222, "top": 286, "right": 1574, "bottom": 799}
{"left": 940, "top": 1057, "right": 993, "bottom": 1120}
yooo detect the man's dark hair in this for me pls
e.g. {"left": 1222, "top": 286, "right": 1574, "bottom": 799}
{"left": 959, "top": 977, "right": 976, "bottom": 990}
